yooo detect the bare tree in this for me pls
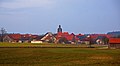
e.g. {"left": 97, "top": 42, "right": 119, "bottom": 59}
{"left": 0, "top": 28, "right": 7, "bottom": 42}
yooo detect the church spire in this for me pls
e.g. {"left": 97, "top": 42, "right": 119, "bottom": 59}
{"left": 57, "top": 25, "right": 62, "bottom": 33}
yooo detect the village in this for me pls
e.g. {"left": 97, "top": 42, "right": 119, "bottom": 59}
{"left": 0, "top": 0, "right": 120, "bottom": 65}
{"left": 0, "top": 25, "right": 120, "bottom": 49}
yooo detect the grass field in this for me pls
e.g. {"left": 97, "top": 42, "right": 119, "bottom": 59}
{"left": 0, "top": 43, "right": 120, "bottom": 66}
{"left": 0, "top": 42, "right": 108, "bottom": 48}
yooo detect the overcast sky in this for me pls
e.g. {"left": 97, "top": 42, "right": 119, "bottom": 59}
{"left": 0, "top": 0, "right": 120, "bottom": 34}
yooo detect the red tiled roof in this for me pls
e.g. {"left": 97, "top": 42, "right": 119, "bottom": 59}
{"left": 8, "top": 34, "right": 38, "bottom": 40}
{"left": 57, "top": 32, "right": 76, "bottom": 41}
{"left": 109, "top": 38, "right": 120, "bottom": 44}
{"left": 21, "top": 34, "right": 32, "bottom": 37}
{"left": 32, "top": 35, "right": 38, "bottom": 38}
{"left": 8, "top": 34, "right": 21, "bottom": 40}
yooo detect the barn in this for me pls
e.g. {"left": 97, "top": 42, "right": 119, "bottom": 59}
{"left": 109, "top": 38, "right": 120, "bottom": 49}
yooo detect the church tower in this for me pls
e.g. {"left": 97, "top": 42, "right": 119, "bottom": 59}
{"left": 57, "top": 25, "right": 62, "bottom": 33}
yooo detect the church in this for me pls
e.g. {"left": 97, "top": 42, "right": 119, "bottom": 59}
{"left": 56, "top": 25, "right": 79, "bottom": 44}
{"left": 57, "top": 25, "right": 62, "bottom": 33}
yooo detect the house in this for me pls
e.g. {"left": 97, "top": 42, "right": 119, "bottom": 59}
{"left": 109, "top": 38, "right": 120, "bottom": 49}
{"left": 20, "top": 34, "right": 34, "bottom": 43}
{"left": 20, "top": 34, "right": 39, "bottom": 43}
{"left": 76, "top": 34, "right": 90, "bottom": 44}
{"left": 56, "top": 32, "right": 79, "bottom": 44}
{"left": 30, "top": 35, "right": 44, "bottom": 43}
{"left": 91, "top": 34, "right": 110, "bottom": 44}
{"left": 3, "top": 34, "right": 39, "bottom": 43}
{"left": 3, "top": 34, "right": 21, "bottom": 43}
{"left": 40, "top": 32, "right": 56, "bottom": 43}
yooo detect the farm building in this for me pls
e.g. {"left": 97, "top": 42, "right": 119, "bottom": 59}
{"left": 109, "top": 38, "right": 120, "bottom": 49}
{"left": 3, "top": 34, "right": 38, "bottom": 43}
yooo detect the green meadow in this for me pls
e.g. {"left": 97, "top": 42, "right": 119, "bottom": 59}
{"left": 0, "top": 43, "right": 120, "bottom": 66}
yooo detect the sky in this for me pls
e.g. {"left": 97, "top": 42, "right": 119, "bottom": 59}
{"left": 0, "top": 0, "right": 120, "bottom": 34}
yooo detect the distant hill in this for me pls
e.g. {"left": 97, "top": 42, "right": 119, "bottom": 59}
{"left": 107, "top": 31, "right": 120, "bottom": 38}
